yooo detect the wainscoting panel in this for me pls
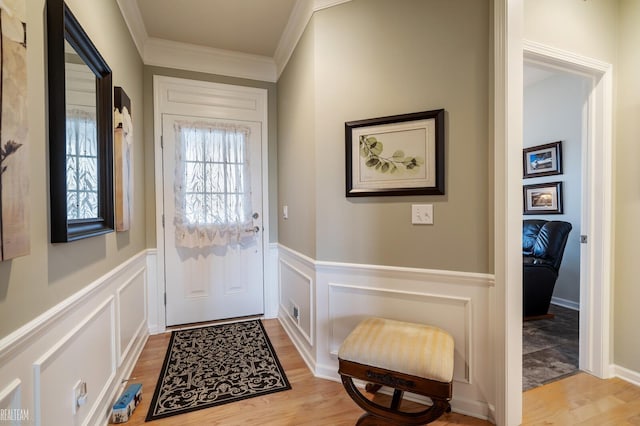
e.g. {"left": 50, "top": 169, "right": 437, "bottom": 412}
{"left": 277, "top": 246, "right": 316, "bottom": 369}
{"left": 0, "top": 379, "right": 22, "bottom": 416}
{"left": 33, "top": 297, "right": 116, "bottom": 426}
{"left": 276, "top": 245, "right": 495, "bottom": 420}
{"left": 117, "top": 267, "right": 146, "bottom": 365}
{"left": 279, "top": 259, "right": 313, "bottom": 345}
{"left": 0, "top": 250, "right": 151, "bottom": 426}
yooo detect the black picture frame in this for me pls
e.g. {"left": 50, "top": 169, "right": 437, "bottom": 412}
{"left": 47, "top": 0, "right": 114, "bottom": 242}
{"left": 345, "top": 109, "right": 445, "bottom": 197}
{"left": 523, "top": 141, "right": 562, "bottom": 179}
{"left": 523, "top": 182, "right": 563, "bottom": 215}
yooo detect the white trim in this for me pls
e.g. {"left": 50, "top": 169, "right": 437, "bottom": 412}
{"left": 274, "top": 0, "right": 353, "bottom": 78}
{"left": 0, "top": 379, "right": 21, "bottom": 411}
{"left": 612, "top": 364, "right": 640, "bottom": 388}
{"left": 116, "top": 267, "right": 147, "bottom": 364}
{"left": 317, "top": 261, "right": 495, "bottom": 287}
{"left": 264, "top": 243, "right": 280, "bottom": 319}
{"left": 278, "top": 243, "right": 494, "bottom": 288}
{"left": 114, "top": 0, "right": 148, "bottom": 59}
{"left": 551, "top": 297, "right": 580, "bottom": 311}
{"left": 278, "top": 259, "right": 314, "bottom": 345}
{"left": 0, "top": 251, "right": 148, "bottom": 364}
{"left": 274, "top": 0, "right": 314, "bottom": 78}
{"left": 523, "top": 40, "right": 614, "bottom": 380}
{"left": 277, "top": 316, "right": 316, "bottom": 374}
{"left": 314, "top": 0, "right": 352, "bottom": 10}
{"left": 145, "top": 38, "right": 277, "bottom": 82}
{"left": 153, "top": 76, "right": 271, "bottom": 332}
{"left": 494, "top": 1, "right": 524, "bottom": 425}
{"left": 116, "top": 0, "right": 353, "bottom": 81}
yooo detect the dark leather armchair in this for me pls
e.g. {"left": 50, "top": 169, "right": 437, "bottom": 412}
{"left": 523, "top": 219, "right": 572, "bottom": 318}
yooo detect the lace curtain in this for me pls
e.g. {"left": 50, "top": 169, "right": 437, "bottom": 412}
{"left": 66, "top": 108, "right": 98, "bottom": 220}
{"left": 174, "top": 121, "right": 255, "bottom": 248}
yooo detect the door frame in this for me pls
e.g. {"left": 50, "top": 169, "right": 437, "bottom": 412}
{"left": 494, "top": 3, "right": 614, "bottom": 423}
{"left": 523, "top": 40, "right": 614, "bottom": 380}
{"left": 151, "top": 75, "right": 271, "bottom": 333}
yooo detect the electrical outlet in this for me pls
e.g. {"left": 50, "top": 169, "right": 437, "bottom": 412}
{"left": 72, "top": 380, "right": 88, "bottom": 414}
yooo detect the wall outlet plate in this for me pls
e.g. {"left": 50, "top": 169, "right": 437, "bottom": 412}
{"left": 72, "top": 380, "right": 87, "bottom": 414}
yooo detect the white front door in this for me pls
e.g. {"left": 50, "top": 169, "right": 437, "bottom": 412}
{"left": 162, "top": 114, "right": 264, "bottom": 326}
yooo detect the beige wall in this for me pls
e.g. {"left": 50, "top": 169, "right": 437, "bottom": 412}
{"left": 0, "top": 0, "right": 145, "bottom": 338}
{"left": 524, "top": 0, "right": 618, "bottom": 64}
{"left": 278, "top": 0, "right": 491, "bottom": 272}
{"left": 142, "top": 66, "right": 279, "bottom": 247}
{"left": 614, "top": 0, "right": 640, "bottom": 374}
{"left": 276, "top": 21, "right": 317, "bottom": 258}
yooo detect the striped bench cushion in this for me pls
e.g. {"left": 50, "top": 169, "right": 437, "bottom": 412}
{"left": 338, "top": 317, "right": 454, "bottom": 383}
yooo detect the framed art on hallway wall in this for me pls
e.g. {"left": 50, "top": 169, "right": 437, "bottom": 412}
{"left": 523, "top": 182, "right": 563, "bottom": 215}
{"left": 0, "top": 0, "right": 29, "bottom": 260}
{"left": 523, "top": 141, "right": 562, "bottom": 179}
{"left": 345, "top": 109, "right": 445, "bottom": 197}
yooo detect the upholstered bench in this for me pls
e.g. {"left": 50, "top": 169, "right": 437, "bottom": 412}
{"left": 338, "top": 317, "right": 454, "bottom": 425}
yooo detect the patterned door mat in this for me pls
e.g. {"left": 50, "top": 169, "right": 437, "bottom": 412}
{"left": 146, "top": 320, "right": 291, "bottom": 421}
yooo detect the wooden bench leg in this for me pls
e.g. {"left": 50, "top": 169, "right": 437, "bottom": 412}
{"left": 365, "top": 383, "right": 382, "bottom": 394}
{"left": 341, "top": 375, "right": 450, "bottom": 426}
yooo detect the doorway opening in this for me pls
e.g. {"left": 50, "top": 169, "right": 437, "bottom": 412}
{"left": 521, "top": 41, "right": 614, "bottom": 390}
{"left": 522, "top": 62, "right": 589, "bottom": 390}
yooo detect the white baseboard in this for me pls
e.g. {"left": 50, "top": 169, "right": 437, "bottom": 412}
{"left": 0, "top": 250, "right": 152, "bottom": 426}
{"left": 612, "top": 364, "right": 640, "bottom": 387}
{"left": 551, "top": 297, "right": 580, "bottom": 311}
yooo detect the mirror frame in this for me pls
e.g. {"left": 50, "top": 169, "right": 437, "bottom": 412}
{"left": 47, "top": 0, "right": 114, "bottom": 242}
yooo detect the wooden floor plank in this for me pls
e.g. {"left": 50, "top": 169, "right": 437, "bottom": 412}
{"left": 120, "top": 319, "right": 640, "bottom": 425}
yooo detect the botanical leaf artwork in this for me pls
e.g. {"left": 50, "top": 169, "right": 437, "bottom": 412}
{"left": 359, "top": 135, "right": 424, "bottom": 174}
{"left": 0, "top": 0, "right": 29, "bottom": 260}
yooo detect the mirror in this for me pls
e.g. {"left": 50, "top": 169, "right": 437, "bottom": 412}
{"left": 47, "top": 0, "right": 114, "bottom": 242}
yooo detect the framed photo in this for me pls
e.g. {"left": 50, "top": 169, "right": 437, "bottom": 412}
{"left": 523, "top": 182, "right": 563, "bottom": 215}
{"left": 345, "top": 109, "right": 444, "bottom": 197}
{"left": 523, "top": 141, "right": 562, "bottom": 178}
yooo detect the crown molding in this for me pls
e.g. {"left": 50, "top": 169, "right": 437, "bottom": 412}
{"left": 116, "top": 0, "right": 351, "bottom": 82}
{"left": 144, "top": 38, "right": 278, "bottom": 82}
{"left": 314, "top": 0, "right": 352, "bottom": 11}
{"left": 115, "top": 0, "right": 148, "bottom": 59}
{"left": 273, "top": 0, "right": 315, "bottom": 77}
{"left": 274, "top": 0, "right": 352, "bottom": 78}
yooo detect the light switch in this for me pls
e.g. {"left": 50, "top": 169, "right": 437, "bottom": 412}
{"left": 412, "top": 204, "right": 433, "bottom": 225}
{"left": 283, "top": 205, "right": 288, "bottom": 220}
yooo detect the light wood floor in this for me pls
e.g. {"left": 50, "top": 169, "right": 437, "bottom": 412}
{"left": 122, "top": 319, "right": 639, "bottom": 425}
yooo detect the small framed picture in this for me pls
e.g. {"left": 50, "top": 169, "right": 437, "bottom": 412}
{"left": 523, "top": 141, "right": 562, "bottom": 178}
{"left": 523, "top": 182, "right": 563, "bottom": 215}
